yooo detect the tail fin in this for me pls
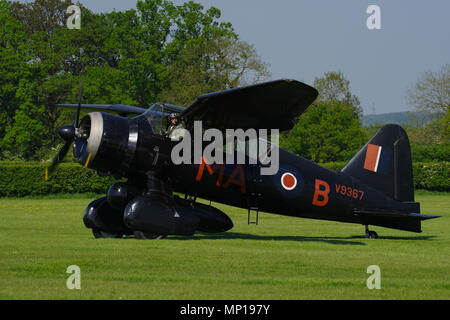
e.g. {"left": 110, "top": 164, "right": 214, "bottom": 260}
{"left": 341, "top": 124, "right": 414, "bottom": 202}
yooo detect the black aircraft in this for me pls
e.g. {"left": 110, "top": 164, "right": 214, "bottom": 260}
{"left": 49, "top": 79, "right": 439, "bottom": 239}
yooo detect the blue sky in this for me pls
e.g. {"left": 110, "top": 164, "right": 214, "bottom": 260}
{"left": 22, "top": 0, "right": 450, "bottom": 114}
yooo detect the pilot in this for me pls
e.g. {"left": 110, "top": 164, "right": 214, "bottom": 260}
{"left": 166, "top": 113, "right": 184, "bottom": 140}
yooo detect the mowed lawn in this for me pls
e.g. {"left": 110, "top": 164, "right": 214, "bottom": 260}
{"left": 0, "top": 192, "right": 448, "bottom": 300}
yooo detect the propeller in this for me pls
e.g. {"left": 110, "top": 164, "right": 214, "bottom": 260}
{"left": 45, "top": 81, "right": 85, "bottom": 181}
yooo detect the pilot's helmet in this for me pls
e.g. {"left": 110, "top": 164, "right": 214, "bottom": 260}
{"left": 168, "top": 113, "right": 179, "bottom": 124}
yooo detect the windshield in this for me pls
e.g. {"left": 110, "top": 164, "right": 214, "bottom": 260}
{"left": 221, "top": 130, "right": 277, "bottom": 165}
{"left": 143, "top": 103, "right": 185, "bottom": 135}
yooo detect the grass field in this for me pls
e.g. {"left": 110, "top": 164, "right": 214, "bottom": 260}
{"left": 0, "top": 191, "right": 449, "bottom": 300}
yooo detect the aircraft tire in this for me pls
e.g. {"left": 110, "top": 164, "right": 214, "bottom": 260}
{"left": 92, "top": 229, "right": 123, "bottom": 239}
{"left": 366, "top": 230, "right": 379, "bottom": 239}
{"left": 133, "top": 230, "right": 166, "bottom": 240}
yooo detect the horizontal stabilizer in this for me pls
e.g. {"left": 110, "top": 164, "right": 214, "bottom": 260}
{"left": 354, "top": 208, "right": 440, "bottom": 233}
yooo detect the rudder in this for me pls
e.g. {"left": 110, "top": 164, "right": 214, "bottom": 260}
{"left": 341, "top": 124, "right": 414, "bottom": 202}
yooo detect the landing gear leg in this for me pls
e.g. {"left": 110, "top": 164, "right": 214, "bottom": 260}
{"left": 365, "top": 225, "right": 378, "bottom": 239}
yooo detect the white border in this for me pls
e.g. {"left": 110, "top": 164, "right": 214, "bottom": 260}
{"left": 374, "top": 146, "right": 382, "bottom": 172}
{"left": 281, "top": 173, "right": 297, "bottom": 190}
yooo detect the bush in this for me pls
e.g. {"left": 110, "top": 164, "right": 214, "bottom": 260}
{"left": 411, "top": 143, "right": 450, "bottom": 162}
{"left": 320, "top": 162, "right": 346, "bottom": 172}
{"left": 0, "top": 162, "right": 118, "bottom": 197}
{"left": 412, "top": 162, "right": 450, "bottom": 191}
{"left": 322, "top": 162, "right": 450, "bottom": 191}
{"left": 0, "top": 161, "right": 448, "bottom": 197}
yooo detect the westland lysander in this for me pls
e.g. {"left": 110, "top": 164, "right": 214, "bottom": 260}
{"left": 50, "top": 79, "right": 439, "bottom": 239}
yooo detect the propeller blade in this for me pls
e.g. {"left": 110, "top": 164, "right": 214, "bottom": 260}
{"left": 46, "top": 140, "right": 73, "bottom": 178}
{"left": 47, "top": 70, "right": 87, "bottom": 181}
{"left": 73, "top": 137, "right": 88, "bottom": 161}
{"left": 74, "top": 79, "right": 84, "bottom": 129}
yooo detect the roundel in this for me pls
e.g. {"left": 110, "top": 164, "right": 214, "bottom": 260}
{"left": 281, "top": 172, "right": 297, "bottom": 190}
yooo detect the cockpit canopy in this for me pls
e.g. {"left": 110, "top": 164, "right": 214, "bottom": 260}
{"left": 143, "top": 103, "right": 186, "bottom": 135}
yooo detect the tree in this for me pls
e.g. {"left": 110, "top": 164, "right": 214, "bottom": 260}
{"left": 2, "top": 0, "right": 270, "bottom": 160}
{"left": 313, "top": 71, "right": 362, "bottom": 116}
{"left": 280, "top": 102, "right": 367, "bottom": 163}
{"left": 0, "top": 0, "right": 38, "bottom": 156}
{"left": 1, "top": 80, "right": 48, "bottom": 160}
{"left": 279, "top": 71, "right": 366, "bottom": 162}
{"left": 407, "top": 64, "right": 450, "bottom": 114}
{"left": 158, "top": 36, "right": 270, "bottom": 105}
{"left": 406, "top": 64, "right": 450, "bottom": 145}
{"left": 10, "top": 0, "right": 73, "bottom": 36}
{"left": 208, "top": 37, "right": 271, "bottom": 88}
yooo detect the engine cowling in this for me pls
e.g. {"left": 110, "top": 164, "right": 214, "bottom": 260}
{"left": 77, "top": 112, "right": 132, "bottom": 176}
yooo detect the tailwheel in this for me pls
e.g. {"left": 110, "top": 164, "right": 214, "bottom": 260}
{"left": 92, "top": 229, "right": 123, "bottom": 239}
{"left": 133, "top": 231, "right": 167, "bottom": 240}
{"left": 365, "top": 225, "right": 379, "bottom": 239}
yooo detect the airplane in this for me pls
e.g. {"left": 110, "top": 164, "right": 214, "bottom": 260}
{"left": 48, "top": 79, "right": 439, "bottom": 239}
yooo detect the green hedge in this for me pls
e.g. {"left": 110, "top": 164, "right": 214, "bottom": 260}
{"left": 0, "top": 162, "right": 118, "bottom": 197}
{"left": 321, "top": 162, "right": 450, "bottom": 191}
{"left": 0, "top": 161, "right": 448, "bottom": 197}
{"left": 412, "top": 162, "right": 450, "bottom": 191}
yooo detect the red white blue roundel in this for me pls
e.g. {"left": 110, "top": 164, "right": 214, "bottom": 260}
{"left": 281, "top": 172, "right": 297, "bottom": 190}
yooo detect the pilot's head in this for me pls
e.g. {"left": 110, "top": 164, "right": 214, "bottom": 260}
{"left": 168, "top": 113, "right": 179, "bottom": 125}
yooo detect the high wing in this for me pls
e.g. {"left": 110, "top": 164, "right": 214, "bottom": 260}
{"left": 56, "top": 104, "right": 147, "bottom": 116}
{"left": 181, "top": 79, "right": 318, "bottom": 132}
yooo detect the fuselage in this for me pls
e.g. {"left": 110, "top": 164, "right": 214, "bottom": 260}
{"left": 165, "top": 146, "right": 416, "bottom": 227}
{"left": 79, "top": 111, "right": 421, "bottom": 232}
